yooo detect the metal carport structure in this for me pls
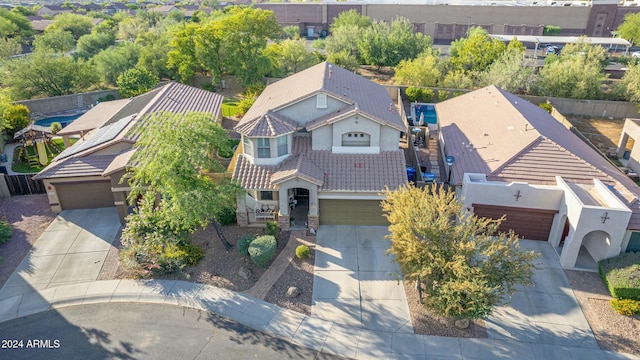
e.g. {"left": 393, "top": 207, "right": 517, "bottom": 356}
{"left": 489, "top": 35, "right": 632, "bottom": 57}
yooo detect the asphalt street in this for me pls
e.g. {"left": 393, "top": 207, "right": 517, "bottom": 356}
{"left": 0, "top": 303, "right": 345, "bottom": 360}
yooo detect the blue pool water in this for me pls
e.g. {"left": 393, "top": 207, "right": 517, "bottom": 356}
{"left": 35, "top": 113, "right": 83, "bottom": 128}
{"left": 413, "top": 104, "right": 437, "bottom": 125}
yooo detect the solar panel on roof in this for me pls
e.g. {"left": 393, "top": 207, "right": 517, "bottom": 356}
{"left": 55, "top": 115, "right": 135, "bottom": 160}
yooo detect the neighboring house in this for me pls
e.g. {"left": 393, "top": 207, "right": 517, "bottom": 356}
{"left": 616, "top": 118, "right": 640, "bottom": 178}
{"left": 436, "top": 85, "right": 640, "bottom": 269}
{"left": 103, "top": 3, "right": 130, "bottom": 15}
{"left": 231, "top": 62, "right": 407, "bottom": 231}
{"left": 36, "top": 5, "right": 72, "bottom": 17}
{"left": 148, "top": 5, "right": 179, "bottom": 16}
{"left": 34, "top": 82, "right": 224, "bottom": 223}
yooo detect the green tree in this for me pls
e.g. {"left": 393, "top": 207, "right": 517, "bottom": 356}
{"left": 117, "top": 67, "right": 159, "bottom": 98}
{"left": 330, "top": 9, "right": 370, "bottom": 32}
{"left": 283, "top": 25, "right": 300, "bottom": 39}
{"left": 217, "top": 7, "right": 281, "bottom": 88}
{"left": 358, "top": 17, "right": 431, "bottom": 69}
{"left": 479, "top": 47, "right": 535, "bottom": 94}
{"left": 536, "top": 41, "right": 608, "bottom": 99}
{"left": 0, "top": 8, "right": 33, "bottom": 38}
{"left": 32, "top": 29, "right": 76, "bottom": 53}
{"left": 46, "top": 13, "right": 94, "bottom": 40}
{"left": 117, "top": 16, "right": 148, "bottom": 41}
{"left": 394, "top": 51, "right": 442, "bottom": 87}
{"left": 264, "top": 39, "right": 320, "bottom": 77}
{"left": 1, "top": 51, "right": 99, "bottom": 99}
{"left": 440, "top": 70, "right": 474, "bottom": 90}
{"left": 167, "top": 22, "right": 203, "bottom": 83}
{"left": 75, "top": 31, "right": 116, "bottom": 59}
{"left": 11, "top": 6, "right": 36, "bottom": 17}
{"left": 382, "top": 186, "right": 539, "bottom": 319}
{"left": 137, "top": 29, "right": 174, "bottom": 80}
{"left": 326, "top": 50, "right": 360, "bottom": 72}
{"left": 616, "top": 12, "right": 640, "bottom": 46}
{"left": 616, "top": 63, "right": 640, "bottom": 103}
{"left": 450, "top": 27, "right": 507, "bottom": 73}
{"left": 3, "top": 104, "right": 30, "bottom": 138}
{"left": 125, "top": 111, "right": 241, "bottom": 251}
{"left": 93, "top": 42, "right": 142, "bottom": 84}
{"left": 324, "top": 24, "right": 364, "bottom": 62}
{"left": 0, "top": 37, "right": 21, "bottom": 59}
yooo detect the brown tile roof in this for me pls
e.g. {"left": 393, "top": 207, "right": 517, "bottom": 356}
{"left": 137, "top": 82, "right": 223, "bottom": 119}
{"left": 57, "top": 99, "right": 130, "bottom": 136}
{"left": 234, "top": 111, "right": 298, "bottom": 137}
{"left": 271, "top": 154, "right": 325, "bottom": 186}
{"left": 438, "top": 85, "right": 640, "bottom": 230}
{"left": 33, "top": 155, "right": 116, "bottom": 180}
{"left": 102, "top": 149, "right": 135, "bottom": 176}
{"left": 237, "top": 62, "right": 404, "bottom": 133}
{"left": 232, "top": 136, "right": 407, "bottom": 192}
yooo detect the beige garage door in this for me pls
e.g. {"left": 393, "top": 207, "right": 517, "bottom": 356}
{"left": 472, "top": 204, "right": 556, "bottom": 241}
{"left": 319, "top": 199, "right": 388, "bottom": 226}
{"left": 54, "top": 181, "right": 115, "bottom": 210}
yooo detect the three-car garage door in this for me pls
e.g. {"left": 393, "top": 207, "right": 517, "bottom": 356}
{"left": 319, "top": 199, "right": 388, "bottom": 226}
{"left": 54, "top": 181, "right": 115, "bottom": 210}
{"left": 472, "top": 204, "right": 556, "bottom": 241}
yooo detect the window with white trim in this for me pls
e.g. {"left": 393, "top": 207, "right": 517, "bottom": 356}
{"left": 257, "top": 138, "right": 271, "bottom": 158}
{"left": 316, "top": 93, "right": 327, "bottom": 109}
{"left": 277, "top": 136, "right": 288, "bottom": 157}
{"left": 243, "top": 136, "right": 253, "bottom": 157}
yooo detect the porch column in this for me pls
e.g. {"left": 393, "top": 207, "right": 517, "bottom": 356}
{"left": 560, "top": 228, "right": 582, "bottom": 268}
{"left": 236, "top": 195, "right": 248, "bottom": 226}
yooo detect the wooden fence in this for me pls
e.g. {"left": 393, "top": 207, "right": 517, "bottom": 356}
{"left": 3, "top": 174, "right": 45, "bottom": 195}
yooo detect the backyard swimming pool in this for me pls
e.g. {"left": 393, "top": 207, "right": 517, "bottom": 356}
{"left": 412, "top": 103, "right": 438, "bottom": 126}
{"left": 35, "top": 113, "right": 83, "bottom": 128}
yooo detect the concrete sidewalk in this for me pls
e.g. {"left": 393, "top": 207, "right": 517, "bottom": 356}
{"left": 0, "top": 279, "right": 637, "bottom": 360}
{"left": 0, "top": 208, "right": 121, "bottom": 300}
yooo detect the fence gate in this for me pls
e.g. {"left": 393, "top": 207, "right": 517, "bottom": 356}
{"left": 3, "top": 174, "right": 46, "bottom": 195}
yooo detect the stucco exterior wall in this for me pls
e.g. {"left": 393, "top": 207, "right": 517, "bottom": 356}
{"left": 91, "top": 142, "right": 133, "bottom": 156}
{"left": 312, "top": 125, "right": 333, "bottom": 151}
{"left": 461, "top": 175, "right": 564, "bottom": 211}
{"left": 380, "top": 126, "right": 402, "bottom": 152}
{"left": 276, "top": 93, "right": 346, "bottom": 126}
{"left": 331, "top": 115, "right": 381, "bottom": 150}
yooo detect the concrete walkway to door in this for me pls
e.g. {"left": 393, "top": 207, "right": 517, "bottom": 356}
{"left": 311, "top": 226, "right": 413, "bottom": 335}
{"left": 0, "top": 208, "right": 121, "bottom": 301}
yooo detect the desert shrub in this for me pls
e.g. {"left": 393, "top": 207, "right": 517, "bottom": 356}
{"left": 419, "top": 88, "right": 434, "bottom": 102}
{"left": 266, "top": 220, "right": 279, "bottom": 237}
{"left": 599, "top": 252, "right": 640, "bottom": 300}
{"left": 237, "top": 234, "right": 257, "bottom": 256}
{"left": 538, "top": 102, "right": 553, "bottom": 113}
{"left": 3, "top": 104, "right": 30, "bottom": 138}
{"left": 437, "top": 90, "right": 449, "bottom": 102}
{"left": 156, "top": 243, "right": 187, "bottom": 274}
{"left": 50, "top": 122, "right": 62, "bottom": 134}
{"left": 405, "top": 86, "right": 421, "bottom": 102}
{"left": 610, "top": 298, "right": 640, "bottom": 316}
{"left": 215, "top": 206, "right": 236, "bottom": 225}
{"left": 181, "top": 243, "right": 204, "bottom": 266}
{"left": 295, "top": 245, "right": 310, "bottom": 259}
{"left": 248, "top": 235, "right": 277, "bottom": 268}
{"left": 0, "top": 219, "right": 11, "bottom": 244}
{"left": 406, "top": 87, "right": 434, "bottom": 102}
{"left": 453, "top": 91, "right": 465, "bottom": 97}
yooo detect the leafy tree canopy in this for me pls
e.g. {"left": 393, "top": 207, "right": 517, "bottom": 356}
{"left": 117, "top": 67, "right": 159, "bottom": 98}
{"left": 330, "top": 9, "right": 370, "bottom": 32}
{"left": 616, "top": 62, "right": 640, "bottom": 103}
{"left": 32, "top": 29, "right": 76, "bottom": 53}
{"left": 479, "top": 46, "right": 535, "bottom": 94}
{"left": 616, "top": 12, "right": 640, "bottom": 46}
{"left": 46, "top": 13, "right": 94, "bottom": 40}
{"left": 0, "top": 8, "right": 32, "bottom": 38}
{"left": 264, "top": 39, "right": 321, "bottom": 77}
{"left": 93, "top": 42, "right": 142, "bottom": 84}
{"left": 1, "top": 51, "right": 99, "bottom": 99}
{"left": 450, "top": 26, "right": 507, "bottom": 73}
{"left": 394, "top": 50, "right": 442, "bottom": 87}
{"left": 382, "top": 186, "right": 539, "bottom": 319}
{"left": 75, "top": 31, "right": 116, "bottom": 60}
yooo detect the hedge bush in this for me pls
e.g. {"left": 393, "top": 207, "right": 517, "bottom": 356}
{"left": 266, "top": 220, "right": 279, "bottom": 237}
{"left": 295, "top": 245, "right": 310, "bottom": 259}
{"left": 0, "top": 219, "right": 12, "bottom": 245}
{"left": 181, "top": 243, "right": 204, "bottom": 266}
{"left": 215, "top": 206, "right": 236, "bottom": 225}
{"left": 238, "top": 234, "right": 257, "bottom": 256}
{"left": 599, "top": 252, "right": 640, "bottom": 300}
{"left": 248, "top": 235, "right": 277, "bottom": 268}
{"left": 610, "top": 298, "right": 640, "bottom": 316}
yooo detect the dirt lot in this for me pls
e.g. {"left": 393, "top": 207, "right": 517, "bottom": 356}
{"left": 566, "top": 116, "right": 627, "bottom": 155}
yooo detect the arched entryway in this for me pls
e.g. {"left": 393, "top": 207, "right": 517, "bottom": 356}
{"left": 579, "top": 230, "right": 612, "bottom": 268}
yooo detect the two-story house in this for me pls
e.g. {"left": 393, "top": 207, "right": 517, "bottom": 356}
{"left": 232, "top": 62, "right": 407, "bottom": 231}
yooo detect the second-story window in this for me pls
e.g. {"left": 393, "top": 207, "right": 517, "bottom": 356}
{"left": 257, "top": 138, "right": 271, "bottom": 158}
{"left": 243, "top": 136, "right": 253, "bottom": 157}
{"left": 277, "top": 136, "right": 288, "bottom": 157}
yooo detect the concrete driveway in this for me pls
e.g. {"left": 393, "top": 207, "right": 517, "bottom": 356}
{"left": 486, "top": 240, "right": 600, "bottom": 357}
{"left": 0, "top": 208, "right": 121, "bottom": 300}
{"left": 311, "top": 225, "right": 413, "bottom": 333}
